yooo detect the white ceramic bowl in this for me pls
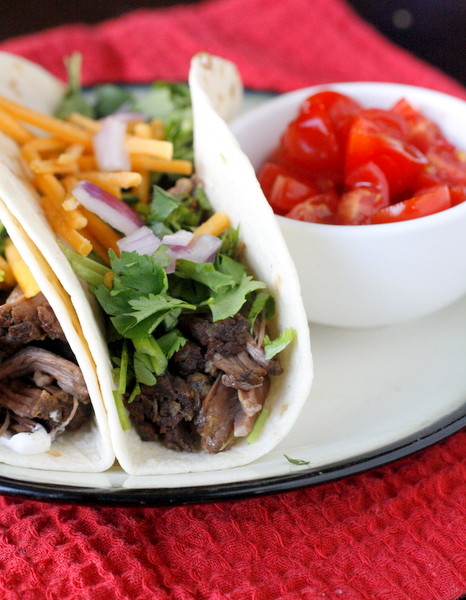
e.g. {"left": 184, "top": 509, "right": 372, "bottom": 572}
{"left": 230, "top": 82, "right": 466, "bottom": 328}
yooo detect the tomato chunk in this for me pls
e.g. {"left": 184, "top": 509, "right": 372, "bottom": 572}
{"left": 369, "top": 185, "right": 451, "bottom": 223}
{"left": 449, "top": 185, "right": 466, "bottom": 206}
{"left": 345, "top": 115, "right": 427, "bottom": 198}
{"left": 357, "top": 108, "right": 408, "bottom": 141}
{"left": 286, "top": 192, "right": 339, "bottom": 223}
{"left": 425, "top": 147, "right": 466, "bottom": 186}
{"left": 269, "top": 174, "right": 319, "bottom": 214}
{"left": 345, "top": 161, "right": 390, "bottom": 205}
{"left": 298, "top": 91, "right": 362, "bottom": 148}
{"left": 257, "top": 162, "right": 286, "bottom": 197}
{"left": 281, "top": 101, "right": 342, "bottom": 173}
{"left": 391, "top": 98, "right": 455, "bottom": 153}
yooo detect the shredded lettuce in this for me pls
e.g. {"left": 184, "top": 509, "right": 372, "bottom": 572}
{"left": 264, "top": 328, "right": 295, "bottom": 360}
{"left": 246, "top": 409, "right": 270, "bottom": 444}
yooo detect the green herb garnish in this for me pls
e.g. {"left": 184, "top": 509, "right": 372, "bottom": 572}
{"left": 55, "top": 53, "right": 94, "bottom": 119}
{"left": 284, "top": 455, "right": 310, "bottom": 466}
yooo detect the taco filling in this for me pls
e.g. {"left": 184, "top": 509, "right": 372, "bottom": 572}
{"left": 64, "top": 175, "right": 293, "bottom": 453}
{"left": 0, "top": 233, "right": 91, "bottom": 453}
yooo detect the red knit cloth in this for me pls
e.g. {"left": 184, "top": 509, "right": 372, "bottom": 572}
{"left": 1, "top": 1, "right": 466, "bottom": 598}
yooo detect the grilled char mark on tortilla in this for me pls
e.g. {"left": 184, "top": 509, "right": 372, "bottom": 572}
{"left": 0, "top": 287, "right": 91, "bottom": 439}
{"left": 125, "top": 312, "right": 283, "bottom": 453}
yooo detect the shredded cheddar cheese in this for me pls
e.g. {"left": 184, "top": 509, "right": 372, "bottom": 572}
{"left": 4, "top": 240, "right": 40, "bottom": 298}
{"left": 0, "top": 92, "right": 195, "bottom": 259}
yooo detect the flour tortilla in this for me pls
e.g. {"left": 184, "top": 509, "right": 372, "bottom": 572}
{"left": 0, "top": 52, "right": 313, "bottom": 475}
{"left": 0, "top": 151, "right": 114, "bottom": 471}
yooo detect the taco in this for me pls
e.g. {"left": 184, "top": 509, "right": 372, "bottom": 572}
{"left": 0, "top": 52, "right": 312, "bottom": 475}
{"left": 0, "top": 141, "right": 114, "bottom": 471}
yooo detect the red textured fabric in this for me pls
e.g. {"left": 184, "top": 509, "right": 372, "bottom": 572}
{"left": 0, "top": 0, "right": 466, "bottom": 99}
{"left": 0, "top": 0, "right": 466, "bottom": 598}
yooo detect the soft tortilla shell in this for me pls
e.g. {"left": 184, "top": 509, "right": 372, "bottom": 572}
{"left": 0, "top": 52, "right": 312, "bottom": 475}
{"left": 0, "top": 163, "right": 114, "bottom": 471}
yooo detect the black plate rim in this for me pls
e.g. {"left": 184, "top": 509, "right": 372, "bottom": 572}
{"left": 0, "top": 401, "right": 464, "bottom": 507}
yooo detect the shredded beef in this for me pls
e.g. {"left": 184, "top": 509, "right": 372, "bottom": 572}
{"left": 132, "top": 311, "right": 283, "bottom": 453}
{"left": 37, "top": 304, "right": 66, "bottom": 341}
{"left": 196, "top": 376, "right": 239, "bottom": 453}
{"left": 180, "top": 314, "right": 249, "bottom": 359}
{"left": 0, "top": 346, "right": 89, "bottom": 401}
{"left": 0, "top": 287, "right": 90, "bottom": 441}
{"left": 0, "top": 290, "right": 65, "bottom": 344}
{"left": 126, "top": 374, "right": 202, "bottom": 451}
{"left": 172, "top": 341, "right": 205, "bottom": 377}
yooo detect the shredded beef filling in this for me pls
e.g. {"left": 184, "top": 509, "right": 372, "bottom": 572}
{"left": 0, "top": 288, "right": 91, "bottom": 440}
{"left": 126, "top": 312, "right": 283, "bottom": 453}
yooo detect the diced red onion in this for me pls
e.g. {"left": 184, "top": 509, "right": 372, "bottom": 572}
{"left": 110, "top": 112, "right": 148, "bottom": 122}
{"left": 117, "top": 226, "right": 162, "bottom": 255}
{"left": 114, "top": 222, "right": 222, "bottom": 272}
{"left": 72, "top": 180, "right": 144, "bottom": 235}
{"left": 93, "top": 116, "right": 131, "bottom": 172}
{"left": 162, "top": 230, "right": 194, "bottom": 247}
{"left": 168, "top": 234, "right": 221, "bottom": 263}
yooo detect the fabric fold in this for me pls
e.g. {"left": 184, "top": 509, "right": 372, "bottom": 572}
{"left": 0, "top": 0, "right": 465, "bottom": 100}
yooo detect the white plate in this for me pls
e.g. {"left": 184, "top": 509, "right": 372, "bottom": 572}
{"left": 0, "top": 292, "right": 464, "bottom": 506}
{"left": 0, "top": 90, "right": 465, "bottom": 506}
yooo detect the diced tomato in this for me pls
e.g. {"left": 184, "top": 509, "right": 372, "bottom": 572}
{"left": 345, "top": 115, "right": 427, "bottom": 198}
{"left": 298, "top": 91, "right": 362, "bottom": 148}
{"left": 344, "top": 161, "right": 390, "bottom": 206}
{"left": 337, "top": 188, "right": 389, "bottom": 225}
{"left": 269, "top": 173, "right": 319, "bottom": 214}
{"left": 425, "top": 147, "right": 466, "bottom": 186}
{"left": 259, "top": 91, "right": 463, "bottom": 226}
{"left": 412, "top": 166, "right": 444, "bottom": 191}
{"left": 391, "top": 98, "right": 455, "bottom": 154}
{"left": 449, "top": 185, "right": 466, "bottom": 206}
{"left": 258, "top": 162, "right": 292, "bottom": 197}
{"left": 369, "top": 185, "right": 451, "bottom": 223}
{"left": 265, "top": 148, "right": 339, "bottom": 190}
{"left": 286, "top": 192, "right": 339, "bottom": 223}
{"left": 281, "top": 101, "right": 342, "bottom": 173}
{"left": 357, "top": 108, "right": 408, "bottom": 141}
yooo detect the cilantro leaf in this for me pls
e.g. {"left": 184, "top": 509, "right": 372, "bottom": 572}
{"left": 133, "top": 353, "right": 158, "bottom": 386}
{"left": 284, "top": 455, "right": 310, "bottom": 466}
{"left": 93, "top": 84, "right": 134, "bottom": 118}
{"left": 216, "top": 254, "right": 247, "bottom": 282}
{"left": 157, "top": 330, "right": 187, "bottom": 359}
{"left": 132, "top": 337, "right": 168, "bottom": 375}
{"left": 110, "top": 250, "right": 168, "bottom": 296}
{"left": 175, "top": 259, "right": 235, "bottom": 293}
{"left": 133, "top": 82, "right": 193, "bottom": 161}
{"left": 122, "top": 293, "right": 194, "bottom": 338}
{"left": 206, "top": 275, "right": 267, "bottom": 322}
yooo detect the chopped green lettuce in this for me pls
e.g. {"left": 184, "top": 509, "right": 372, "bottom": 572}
{"left": 264, "top": 328, "right": 295, "bottom": 360}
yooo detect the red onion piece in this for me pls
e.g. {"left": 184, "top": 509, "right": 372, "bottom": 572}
{"left": 162, "top": 230, "right": 194, "bottom": 247}
{"left": 93, "top": 116, "right": 130, "bottom": 172}
{"left": 117, "top": 226, "right": 162, "bottom": 255}
{"left": 168, "top": 233, "right": 222, "bottom": 263}
{"left": 72, "top": 181, "right": 144, "bottom": 235}
{"left": 111, "top": 112, "right": 148, "bottom": 122}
